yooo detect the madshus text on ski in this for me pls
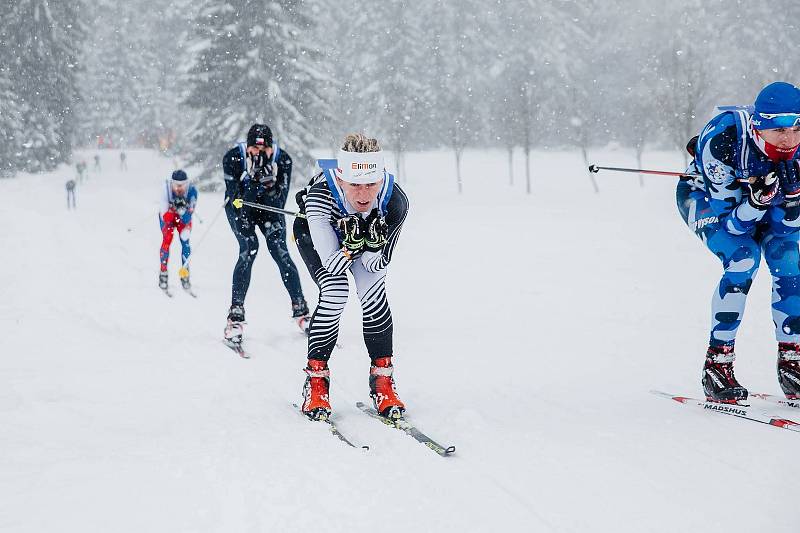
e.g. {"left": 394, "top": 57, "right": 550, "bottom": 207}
{"left": 158, "top": 126, "right": 453, "bottom": 455}
{"left": 594, "top": 82, "right": 800, "bottom": 431}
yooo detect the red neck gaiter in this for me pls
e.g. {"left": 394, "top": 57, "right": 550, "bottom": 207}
{"left": 751, "top": 127, "right": 800, "bottom": 161}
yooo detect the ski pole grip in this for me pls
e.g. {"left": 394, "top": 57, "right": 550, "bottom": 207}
{"left": 588, "top": 164, "right": 599, "bottom": 173}
{"left": 232, "top": 198, "right": 244, "bottom": 209}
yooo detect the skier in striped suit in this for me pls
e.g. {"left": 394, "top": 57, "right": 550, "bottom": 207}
{"left": 293, "top": 133, "right": 408, "bottom": 421}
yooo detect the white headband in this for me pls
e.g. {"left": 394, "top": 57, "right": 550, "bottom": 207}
{"left": 337, "top": 149, "right": 385, "bottom": 184}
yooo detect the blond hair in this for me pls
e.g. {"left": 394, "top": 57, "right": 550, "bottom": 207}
{"left": 341, "top": 133, "right": 381, "bottom": 153}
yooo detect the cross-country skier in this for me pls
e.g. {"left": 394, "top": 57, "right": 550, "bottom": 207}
{"left": 678, "top": 81, "right": 800, "bottom": 403}
{"left": 222, "top": 123, "right": 309, "bottom": 349}
{"left": 293, "top": 133, "right": 408, "bottom": 421}
{"left": 158, "top": 170, "right": 197, "bottom": 292}
{"left": 65, "top": 179, "right": 76, "bottom": 209}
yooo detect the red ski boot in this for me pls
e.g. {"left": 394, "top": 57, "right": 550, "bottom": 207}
{"left": 302, "top": 359, "right": 331, "bottom": 420}
{"left": 778, "top": 342, "right": 800, "bottom": 400}
{"left": 369, "top": 356, "right": 405, "bottom": 419}
{"left": 702, "top": 344, "right": 748, "bottom": 403}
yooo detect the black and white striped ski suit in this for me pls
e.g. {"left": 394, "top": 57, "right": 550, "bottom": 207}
{"left": 294, "top": 178, "right": 408, "bottom": 361}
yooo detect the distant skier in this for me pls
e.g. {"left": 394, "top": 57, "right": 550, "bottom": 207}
{"left": 221, "top": 123, "right": 309, "bottom": 349}
{"left": 678, "top": 81, "right": 800, "bottom": 403}
{"left": 93, "top": 154, "right": 101, "bottom": 171}
{"left": 158, "top": 170, "right": 197, "bottom": 293}
{"left": 120, "top": 151, "right": 127, "bottom": 171}
{"left": 294, "top": 133, "right": 408, "bottom": 421}
{"left": 65, "top": 179, "right": 76, "bottom": 209}
{"left": 75, "top": 160, "right": 87, "bottom": 183}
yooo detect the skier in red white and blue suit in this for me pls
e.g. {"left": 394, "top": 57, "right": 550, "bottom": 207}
{"left": 677, "top": 81, "right": 800, "bottom": 403}
{"left": 158, "top": 170, "right": 197, "bottom": 292}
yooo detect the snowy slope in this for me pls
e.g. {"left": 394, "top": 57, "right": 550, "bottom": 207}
{"left": 0, "top": 148, "right": 796, "bottom": 533}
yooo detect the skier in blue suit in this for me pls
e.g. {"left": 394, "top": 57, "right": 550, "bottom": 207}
{"left": 677, "top": 82, "right": 800, "bottom": 402}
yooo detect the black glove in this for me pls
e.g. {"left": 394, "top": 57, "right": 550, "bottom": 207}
{"left": 776, "top": 160, "right": 800, "bottom": 202}
{"left": 748, "top": 171, "right": 783, "bottom": 209}
{"left": 337, "top": 215, "right": 366, "bottom": 254}
{"left": 364, "top": 209, "right": 388, "bottom": 252}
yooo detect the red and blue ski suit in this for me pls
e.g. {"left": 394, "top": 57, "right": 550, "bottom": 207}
{"left": 159, "top": 180, "right": 198, "bottom": 273}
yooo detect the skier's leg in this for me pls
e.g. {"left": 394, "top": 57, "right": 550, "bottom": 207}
{"left": 159, "top": 215, "right": 176, "bottom": 273}
{"left": 293, "top": 216, "right": 348, "bottom": 361}
{"left": 177, "top": 220, "right": 192, "bottom": 270}
{"left": 351, "top": 262, "right": 393, "bottom": 358}
{"left": 225, "top": 205, "right": 259, "bottom": 307}
{"left": 351, "top": 261, "right": 404, "bottom": 417}
{"left": 264, "top": 214, "right": 305, "bottom": 305}
{"left": 762, "top": 232, "right": 800, "bottom": 341}
{"left": 677, "top": 182, "right": 760, "bottom": 346}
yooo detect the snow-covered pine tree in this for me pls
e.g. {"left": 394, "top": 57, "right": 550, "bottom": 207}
{"left": 0, "top": 5, "right": 27, "bottom": 177}
{"left": 6, "top": 0, "right": 86, "bottom": 172}
{"left": 184, "top": 0, "right": 332, "bottom": 179}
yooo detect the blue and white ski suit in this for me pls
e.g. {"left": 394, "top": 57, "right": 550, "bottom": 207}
{"left": 677, "top": 109, "right": 800, "bottom": 347}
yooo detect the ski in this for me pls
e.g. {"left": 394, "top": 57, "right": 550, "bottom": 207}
{"left": 651, "top": 390, "right": 800, "bottom": 433}
{"left": 160, "top": 287, "right": 173, "bottom": 298}
{"left": 222, "top": 338, "right": 249, "bottom": 359}
{"left": 182, "top": 287, "right": 198, "bottom": 298}
{"left": 291, "top": 403, "right": 368, "bottom": 450}
{"left": 751, "top": 392, "right": 800, "bottom": 409}
{"left": 356, "top": 401, "right": 456, "bottom": 456}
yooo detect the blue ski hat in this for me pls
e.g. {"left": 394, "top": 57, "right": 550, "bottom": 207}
{"left": 171, "top": 169, "right": 188, "bottom": 182}
{"left": 752, "top": 82, "right": 800, "bottom": 130}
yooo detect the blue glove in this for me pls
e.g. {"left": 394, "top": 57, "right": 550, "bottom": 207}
{"left": 776, "top": 160, "right": 800, "bottom": 202}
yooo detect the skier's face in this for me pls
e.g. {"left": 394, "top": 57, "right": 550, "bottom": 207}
{"left": 757, "top": 126, "right": 800, "bottom": 150}
{"left": 336, "top": 177, "right": 384, "bottom": 213}
{"left": 247, "top": 145, "right": 273, "bottom": 158}
{"left": 171, "top": 182, "right": 188, "bottom": 196}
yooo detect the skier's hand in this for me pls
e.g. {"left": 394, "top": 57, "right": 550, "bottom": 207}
{"left": 337, "top": 215, "right": 366, "bottom": 253}
{"left": 364, "top": 209, "right": 388, "bottom": 252}
{"left": 176, "top": 206, "right": 187, "bottom": 216}
{"left": 748, "top": 171, "right": 783, "bottom": 209}
{"left": 776, "top": 160, "right": 800, "bottom": 203}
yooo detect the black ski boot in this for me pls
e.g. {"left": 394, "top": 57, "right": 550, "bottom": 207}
{"left": 702, "top": 344, "right": 748, "bottom": 403}
{"left": 158, "top": 271, "right": 168, "bottom": 290}
{"left": 778, "top": 342, "right": 800, "bottom": 400}
{"left": 224, "top": 305, "right": 245, "bottom": 346}
{"left": 180, "top": 275, "right": 191, "bottom": 291}
{"left": 292, "top": 297, "right": 310, "bottom": 335}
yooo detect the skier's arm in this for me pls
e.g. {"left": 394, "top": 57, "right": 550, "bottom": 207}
{"left": 158, "top": 181, "right": 171, "bottom": 219}
{"left": 305, "top": 186, "right": 353, "bottom": 275}
{"left": 361, "top": 185, "right": 408, "bottom": 273}
{"left": 698, "top": 122, "right": 766, "bottom": 235}
{"left": 223, "top": 149, "right": 245, "bottom": 199}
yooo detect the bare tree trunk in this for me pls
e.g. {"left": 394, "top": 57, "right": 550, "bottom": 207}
{"left": 524, "top": 144, "right": 531, "bottom": 195}
{"left": 455, "top": 148, "right": 463, "bottom": 194}
{"left": 507, "top": 145, "right": 513, "bottom": 185}
{"left": 636, "top": 148, "right": 644, "bottom": 187}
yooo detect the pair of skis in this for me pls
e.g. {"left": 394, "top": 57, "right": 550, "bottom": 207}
{"left": 294, "top": 402, "right": 456, "bottom": 457}
{"left": 653, "top": 390, "right": 800, "bottom": 433}
{"left": 160, "top": 284, "right": 197, "bottom": 299}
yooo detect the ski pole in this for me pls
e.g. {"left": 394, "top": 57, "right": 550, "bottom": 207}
{"left": 588, "top": 164, "right": 700, "bottom": 178}
{"left": 231, "top": 198, "right": 306, "bottom": 219}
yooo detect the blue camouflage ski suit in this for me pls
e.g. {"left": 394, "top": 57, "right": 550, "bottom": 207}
{"left": 677, "top": 109, "right": 800, "bottom": 347}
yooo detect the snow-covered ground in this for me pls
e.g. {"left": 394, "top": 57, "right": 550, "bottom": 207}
{"left": 0, "top": 147, "right": 796, "bottom": 532}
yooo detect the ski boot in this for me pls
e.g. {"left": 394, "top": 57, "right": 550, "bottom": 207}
{"left": 292, "top": 297, "right": 311, "bottom": 335}
{"left": 158, "top": 271, "right": 168, "bottom": 290}
{"left": 302, "top": 359, "right": 331, "bottom": 420}
{"left": 179, "top": 268, "right": 191, "bottom": 290}
{"left": 369, "top": 356, "right": 405, "bottom": 419}
{"left": 702, "top": 344, "right": 748, "bottom": 403}
{"left": 778, "top": 342, "right": 800, "bottom": 399}
{"left": 223, "top": 305, "right": 245, "bottom": 347}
